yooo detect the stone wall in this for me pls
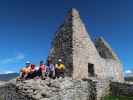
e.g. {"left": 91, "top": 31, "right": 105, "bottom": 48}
{"left": 48, "top": 8, "right": 124, "bottom": 81}
{"left": 95, "top": 79, "right": 110, "bottom": 100}
{"left": 71, "top": 8, "right": 103, "bottom": 79}
{"left": 97, "top": 58, "right": 124, "bottom": 82}
{"left": 94, "top": 37, "right": 124, "bottom": 81}
{"left": 0, "top": 78, "right": 101, "bottom": 100}
{"left": 110, "top": 82, "right": 133, "bottom": 97}
{"left": 1, "top": 79, "right": 133, "bottom": 100}
{"left": 95, "top": 37, "right": 119, "bottom": 61}
{"left": 105, "top": 59, "right": 124, "bottom": 81}
{"left": 48, "top": 10, "right": 73, "bottom": 77}
{"left": 83, "top": 78, "right": 111, "bottom": 100}
{"left": 0, "top": 78, "right": 113, "bottom": 100}
{"left": 0, "top": 81, "right": 31, "bottom": 100}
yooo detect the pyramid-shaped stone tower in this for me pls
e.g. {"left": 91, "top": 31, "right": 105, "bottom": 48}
{"left": 48, "top": 8, "right": 124, "bottom": 81}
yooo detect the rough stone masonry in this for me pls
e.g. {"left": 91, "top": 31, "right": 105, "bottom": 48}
{"left": 48, "top": 8, "right": 124, "bottom": 81}
{"left": 0, "top": 78, "right": 111, "bottom": 100}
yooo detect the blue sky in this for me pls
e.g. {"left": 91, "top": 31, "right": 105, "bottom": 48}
{"left": 0, "top": 0, "right": 132, "bottom": 74}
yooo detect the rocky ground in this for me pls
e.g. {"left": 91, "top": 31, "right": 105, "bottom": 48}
{"left": 2, "top": 77, "right": 132, "bottom": 100}
{"left": 0, "top": 77, "right": 99, "bottom": 100}
{"left": 0, "top": 81, "right": 5, "bottom": 85}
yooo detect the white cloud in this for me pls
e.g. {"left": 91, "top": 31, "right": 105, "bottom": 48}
{"left": 125, "top": 70, "right": 133, "bottom": 74}
{"left": 4, "top": 71, "right": 15, "bottom": 74}
{"left": 0, "top": 70, "right": 16, "bottom": 74}
{"left": 0, "top": 52, "right": 25, "bottom": 65}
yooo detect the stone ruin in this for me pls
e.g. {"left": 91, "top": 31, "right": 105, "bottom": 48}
{"left": 0, "top": 8, "right": 133, "bottom": 100}
{"left": 48, "top": 8, "right": 124, "bottom": 81}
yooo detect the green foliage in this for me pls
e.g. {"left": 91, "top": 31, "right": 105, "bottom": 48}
{"left": 102, "top": 95, "right": 133, "bottom": 100}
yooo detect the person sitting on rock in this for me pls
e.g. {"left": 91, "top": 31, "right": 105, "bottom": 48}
{"left": 55, "top": 59, "right": 65, "bottom": 78}
{"left": 37, "top": 60, "right": 46, "bottom": 80}
{"left": 19, "top": 61, "right": 31, "bottom": 80}
{"left": 27, "top": 64, "right": 36, "bottom": 79}
{"left": 46, "top": 59, "right": 55, "bottom": 79}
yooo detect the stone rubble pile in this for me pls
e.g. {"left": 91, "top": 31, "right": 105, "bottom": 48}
{"left": 0, "top": 77, "right": 100, "bottom": 100}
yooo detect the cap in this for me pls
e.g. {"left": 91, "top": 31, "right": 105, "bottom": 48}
{"left": 58, "top": 59, "right": 62, "bottom": 62}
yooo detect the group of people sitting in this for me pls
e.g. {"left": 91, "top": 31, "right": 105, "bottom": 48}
{"left": 18, "top": 59, "right": 65, "bottom": 81}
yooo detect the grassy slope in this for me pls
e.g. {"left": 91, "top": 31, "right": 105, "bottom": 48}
{"left": 102, "top": 95, "right": 133, "bottom": 100}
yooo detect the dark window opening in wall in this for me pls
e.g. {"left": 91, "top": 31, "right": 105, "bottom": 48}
{"left": 88, "top": 63, "right": 95, "bottom": 76}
